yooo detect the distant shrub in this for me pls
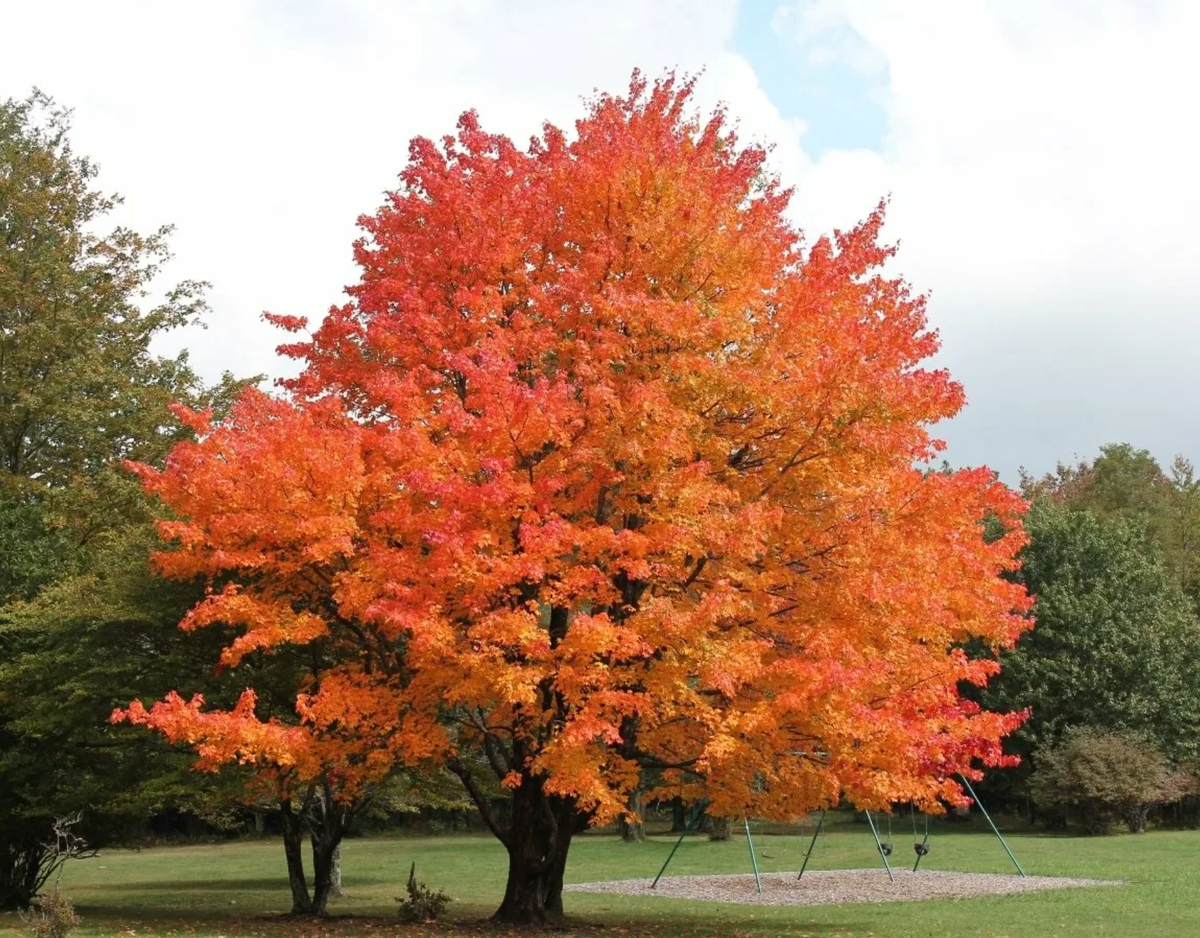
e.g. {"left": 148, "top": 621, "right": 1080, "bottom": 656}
{"left": 396, "top": 862, "right": 452, "bottom": 922}
{"left": 20, "top": 889, "right": 80, "bottom": 938}
{"left": 1031, "top": 728, "right": 1187, "bottom": 833}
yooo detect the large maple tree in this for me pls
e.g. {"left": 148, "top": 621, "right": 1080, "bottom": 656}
{"left": 124, "top": 74, "right": 1031, "bottom": 924}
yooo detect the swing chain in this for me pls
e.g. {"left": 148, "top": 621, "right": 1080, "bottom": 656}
{"left": 910, "top": 804, "right": 931, "bottom": 871}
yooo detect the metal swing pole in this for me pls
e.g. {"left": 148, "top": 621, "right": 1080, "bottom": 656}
{"left": 958, "top": 774, "right": 1026, "bottom": 878}
{"left": 743, "top": 817, "right": 764, "bottom": 893}
{"left": 651, "top": 801, "right": 706, "bottom": 889}
{"left": 797, "top": 809, "right": 826, "bottom": 881}
{"left": 864, "top": 810, "right": 896, "bottom": 883}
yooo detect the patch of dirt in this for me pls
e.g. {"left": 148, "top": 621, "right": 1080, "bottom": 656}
{"left": 566, "top": 868, "right": 1124, "bottom": 906}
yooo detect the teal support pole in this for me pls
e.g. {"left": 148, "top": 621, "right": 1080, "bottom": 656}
{"left": 864, "top": 811, "right": 896, "bottom": 883}
{"left": 959, "top": 774, "right": 1026, "bottom": 878}
{"left": 650, "top": 828, "right": 689, "bottom": 890}
{"left": 651, "top": 802, "right": 706, "bottom": 889}
{"left": 743, "top": 817, "right": 763, "bottom": 893}
{"left": 797, "top": 809, "right": 825, "bottom": 880}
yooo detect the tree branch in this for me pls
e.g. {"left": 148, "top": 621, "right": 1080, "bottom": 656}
{"left": 448, "top": 758, "right": 511, "bottom": 847}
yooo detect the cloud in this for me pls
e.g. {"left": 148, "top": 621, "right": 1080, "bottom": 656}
{"left": 772, "top": 0, "right": 1200, "bottom": 477}
{"left": 772, "top": 0, "right": 887, "bottom": 76}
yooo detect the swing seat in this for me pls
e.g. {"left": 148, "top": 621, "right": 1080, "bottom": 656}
{"left": 913, "top": 842, "right": 929, "bottom": 857}
{"left": 880, "top": 842, "right": 893, "bottom": 856}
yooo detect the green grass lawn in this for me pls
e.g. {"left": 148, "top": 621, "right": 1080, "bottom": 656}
{"left": 1, "top": 822, "right": 1193, "bottom": 937}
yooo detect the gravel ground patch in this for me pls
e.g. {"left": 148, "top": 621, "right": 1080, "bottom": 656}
{"left": 566, "top": 868, "right": 1125, "bottom": 906}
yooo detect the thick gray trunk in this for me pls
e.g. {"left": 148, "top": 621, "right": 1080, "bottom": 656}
{"left": 329, "top": 844, "right": 342, "bottom": 897}
{"left": 307, "top": 785, "right": 350, "bottom": 916}
{"left": 490, "top": 780, "right": 583, "bottom": 925}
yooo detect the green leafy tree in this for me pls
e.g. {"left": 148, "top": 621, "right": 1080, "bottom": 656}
{"left": 0, "top": 528, "right": 248, "bottom": 908}
{"left": 0, "top": 89, "right": 239, "bottom": 909}
{"left": 1, "top": 91, "right": 218, "bottom": 489}
{"left": 985, "top": 502, "right": 1200, "bottom": 772}
{"left": 0, "top": 490, "right": 64, "bottom": 602}
{"left": 0, "top": 89, "right": 240, "bottom": 589}
{"left": 1021, "top": 444, "right": 1170, "bottom": 520}
{"left": 1166, "top": 456, "right": 1200, "bottom": 599}
{"left": 1021, "top": 444, "right": 1200, "bottom": 606}
{"left": 1067, "top": 443, "right": 1172, "bottom": 525}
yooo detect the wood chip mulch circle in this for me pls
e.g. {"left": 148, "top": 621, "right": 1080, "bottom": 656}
{"left": 566, "top": 868, "right": 1125, "bottom": 906}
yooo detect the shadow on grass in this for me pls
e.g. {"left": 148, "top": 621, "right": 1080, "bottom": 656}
{"left": 81, "top": 876, "right": 397, "bottom": 892}
{"left": 63, "top": 907, "right": 881, "bottom": 938}
{"left": 63, "top": 892, "right": 886, "bottom": 938}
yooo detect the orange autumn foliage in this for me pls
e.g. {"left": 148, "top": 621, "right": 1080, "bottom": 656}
{"left": 119, "top": 73, "right": 1031, "bottom": 829}
{"left": 112, "top": 396, "right": 437, "bottom": 804}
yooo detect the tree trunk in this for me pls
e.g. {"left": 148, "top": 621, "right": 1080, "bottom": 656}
{"left": 309, "top": 837, "right": 338, "bottom": 916}
{"left": 491, "top": 782, "right": 582, "bottom": 926}
{"left": 494, "top": 825, "right": 573, "bottom": 925}
{"left": 670, "top": 797, "right": 687, "bottom": 833}
{"left": 447, "top": 603, "right": 593, "bottom": 926}
{"left": 308, "top": 786, "right": 351, "bottom": 916}
{"left": 617, "top": 787, "right": 646, "bottom": 842}
{"left": 1124, "top": 803, "right": 1150, "bottom": 834}
{"left": 280, "top": 807, "right": 312, "bottom": 915}
{"left": 708, "top": 816, "right": 733, "bottom": 841}
{"left": 328, "top": 844, "right": 343, "bottom": 897}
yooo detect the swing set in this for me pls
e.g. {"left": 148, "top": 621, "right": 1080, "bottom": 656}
{"left": 651, "top": 774, "right": 1025, "bottom": 894}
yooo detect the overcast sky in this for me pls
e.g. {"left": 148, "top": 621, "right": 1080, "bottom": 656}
{"left": 3, "top": 0, "right": 1197, "bottom": 481}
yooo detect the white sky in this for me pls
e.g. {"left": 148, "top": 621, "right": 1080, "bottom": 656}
{"left": 3, "top": 0, "right": 1198, "bottom": 480}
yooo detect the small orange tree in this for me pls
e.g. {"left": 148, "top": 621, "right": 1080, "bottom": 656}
{"left": 116, "top": 676, "right": 415, "bottom": 915}
{"left": 125, "top": 74, "right": 1030, "bottom": 924}
{"left": 113, "top": 395, "right": 438, "bottom": 915}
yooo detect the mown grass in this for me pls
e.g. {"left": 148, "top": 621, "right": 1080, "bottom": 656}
{"left": 1, "top": 820, "right": 1192, "bottom": 937}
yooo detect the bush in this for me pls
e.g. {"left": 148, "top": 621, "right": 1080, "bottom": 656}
{"left": 1031, "top": 728, "right": 1186, "bottom": 833}
{"left": 395, "top": 862, "right": 452, "bottom": 922}
{"left": 19, "top": 889, "right": 80, "bottom": 938}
